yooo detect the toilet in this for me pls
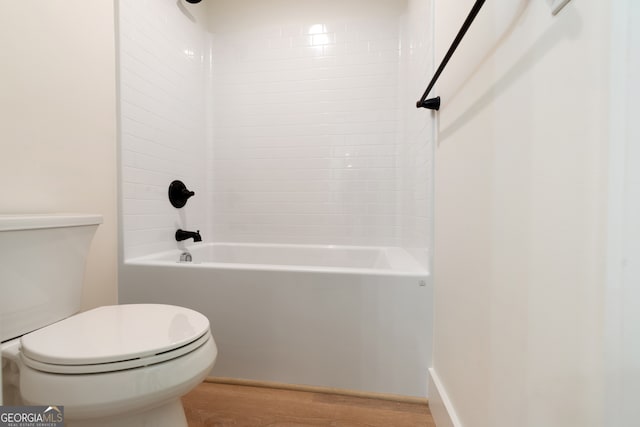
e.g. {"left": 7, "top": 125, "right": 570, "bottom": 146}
{"left": 0, "top": 214, "right": 217, "bottom": 427}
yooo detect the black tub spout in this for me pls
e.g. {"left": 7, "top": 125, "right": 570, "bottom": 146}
{"left": 176, "top": 229, "right": 202, "bottom": 242}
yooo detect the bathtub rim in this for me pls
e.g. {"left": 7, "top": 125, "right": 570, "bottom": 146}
{"left": 125, "top": 242, "right": 429, "bottom": 278}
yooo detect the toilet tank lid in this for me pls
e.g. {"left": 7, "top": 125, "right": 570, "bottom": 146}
{"left": 0, "top": 214, "right": 103, "bottom": 231}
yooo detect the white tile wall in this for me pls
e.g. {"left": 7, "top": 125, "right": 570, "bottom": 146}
{"left": 209, "top": 6, "right": 407, "bottom": 245}
{"left": 119, "top": 0, "right": 209, "bottom": 258}
{"left": 119, "top": 0, "right": 433, "bottom": 261}
{"left": 397, "top": 0, "right": 434, "bottom": 269}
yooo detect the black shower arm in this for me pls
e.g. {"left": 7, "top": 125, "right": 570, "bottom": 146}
{"left": 416, "top": 0, "right": 486, "bottom": 111}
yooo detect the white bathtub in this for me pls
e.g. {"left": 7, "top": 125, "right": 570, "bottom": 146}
{"left": 119, "top": 243, "right": 432, "bottom": 397}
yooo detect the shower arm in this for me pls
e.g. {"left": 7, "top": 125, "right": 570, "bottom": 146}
{"left": 416, "top": 0, "right": 486, "bottom": 111}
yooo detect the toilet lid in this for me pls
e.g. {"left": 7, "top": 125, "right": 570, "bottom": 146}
{"left": 20, "top": 304, "right": 210, "bottom": 369}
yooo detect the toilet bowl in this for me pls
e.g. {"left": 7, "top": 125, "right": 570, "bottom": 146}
{"left": 0, "top": 215, "right": 218, "bottom": 426}
{"left": 2, "top": 304, "right": 217, "bottom": 427}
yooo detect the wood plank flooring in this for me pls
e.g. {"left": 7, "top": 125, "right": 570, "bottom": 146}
{"left": 182, "top": 381, "right": 435, "bottom": 427}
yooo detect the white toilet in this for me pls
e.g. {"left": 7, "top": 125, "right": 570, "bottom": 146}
{"left": 0, "top": 214, "right": 217, "bottom": 426}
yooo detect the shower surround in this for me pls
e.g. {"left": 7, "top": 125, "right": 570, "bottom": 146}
{"left": 118, "top": 0, "right": 433, "bottom": 396}
{"left": 210, "top": 5, "right": 403, "bottom": 246}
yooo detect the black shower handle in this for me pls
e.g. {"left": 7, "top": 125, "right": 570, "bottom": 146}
{"left": 169, "top": 180, "right": 195, "bottom": 208}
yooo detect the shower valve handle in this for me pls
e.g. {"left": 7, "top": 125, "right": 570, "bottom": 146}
{"left": 169, "top": 180, "right": 195, "bottom": 208}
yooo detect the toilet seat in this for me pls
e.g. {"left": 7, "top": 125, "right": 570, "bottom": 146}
{"left": 19, "top": 304, "right": 211, "bottom": 375}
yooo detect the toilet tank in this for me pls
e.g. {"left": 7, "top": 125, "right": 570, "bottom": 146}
{"left": 0, "top": 214, "right": 102, "bottom": 342}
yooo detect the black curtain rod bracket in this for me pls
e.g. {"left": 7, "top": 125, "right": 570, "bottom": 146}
{"left": 416, "top": 0, "right": 486, "bottom": 111}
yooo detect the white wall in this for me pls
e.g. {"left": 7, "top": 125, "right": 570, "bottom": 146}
{"left": 605, "top": 0, "right": 640, "bottom": 425}
{"left": 208, "top": 0, "right": 406, "bottom": 246}
{"left": 432, "top": 1, "right": 609, "bottom": 426}
{"left": 119, "top": 0, "right": 209, "bottom": 258}
{"left": 0, "top": 0, "right": 118, "bottom": 310}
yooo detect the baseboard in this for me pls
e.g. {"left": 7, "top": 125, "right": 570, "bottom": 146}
{"left": 428, "top": 368, "right": 463, "bottom": 427}
{"left": 206, "top": 376, "right": 428, "bottom": 405}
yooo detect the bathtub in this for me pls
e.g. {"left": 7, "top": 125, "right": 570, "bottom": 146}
{"left": 119, "top": 243, "right": 432, "bottom": 397}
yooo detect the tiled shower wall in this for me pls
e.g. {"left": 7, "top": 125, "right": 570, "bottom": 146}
{"left": 398, "top": 0, "right": 434, "bottom": 268}
{"left": 209, "top": 1, "right": 405, "bottom": 246}
{"left": 119, "top": 0, "right": 433, "bottom": 265}
{"left": 119, "top": 0, "right": 209, "bottom": 258}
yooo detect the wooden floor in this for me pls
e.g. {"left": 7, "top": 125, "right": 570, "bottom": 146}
{"left": 182, "top": 382, "right": 435, "bottom": 427}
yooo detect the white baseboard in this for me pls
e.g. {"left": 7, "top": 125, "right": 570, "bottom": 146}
{"left": 428, "top": 368, "right": 463, "bottom": 427}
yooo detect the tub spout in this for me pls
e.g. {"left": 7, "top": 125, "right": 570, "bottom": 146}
{"left": 176, "top": 229, "right": 202, "bottom": 242}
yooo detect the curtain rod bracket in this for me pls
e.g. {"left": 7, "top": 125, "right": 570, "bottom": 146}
{"left": 416, "top": 97, "right": 441, "bottom": 110}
